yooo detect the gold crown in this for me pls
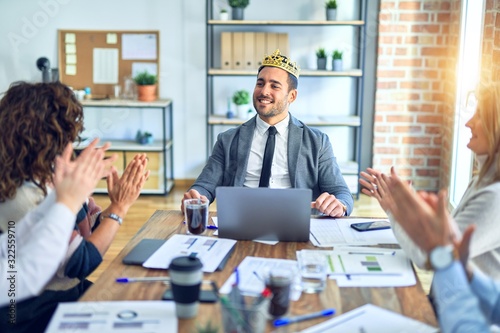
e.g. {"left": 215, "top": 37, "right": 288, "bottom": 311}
{"left": 260, "top": 49, "right": 300, "bottom": 78}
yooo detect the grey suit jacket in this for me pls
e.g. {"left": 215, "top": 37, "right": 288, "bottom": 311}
{"left": 191, "top": 114, "right": 354, "bottom": 215}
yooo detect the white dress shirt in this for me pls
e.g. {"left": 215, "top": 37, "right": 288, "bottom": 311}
{"left": 0, "top": 192, "right": 76, "bottom": 306}
{"left": 244, "top": 115, "right": 292, "bottom": 188}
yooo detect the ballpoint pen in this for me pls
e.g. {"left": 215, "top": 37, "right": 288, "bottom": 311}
{"left": 229, "top": 268, "right": 245, "bottom": 310}
{"left": 328, "top": 272, "right": 402, "bottom": 281}
{"left": 234, "top": 267, "right": 240, "bottom": 286}
{"left": 273, "top": 308, "right": 336, "bottom": 327}
{"left": 116, "top": 277, "right": 213, "bottom": 283}
{"left": 250, "top": 287, "right": 272, "bottom": 310}
{"left": 347, "top": 251, "right": 396, "bottom": 256}
{"left": 252, "top": 270, "right": 264, "bottom": 282}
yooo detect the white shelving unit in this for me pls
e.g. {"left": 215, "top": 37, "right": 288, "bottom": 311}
{"left": 78, "top": 99, "right": 174, "bottom": 195}
{"left": 206, "top": 1, "right": 368, "bottom": 196}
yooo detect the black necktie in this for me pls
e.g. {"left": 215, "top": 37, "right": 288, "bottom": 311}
{"left": 259, "top": 126, "right": 277, "bottom": 187}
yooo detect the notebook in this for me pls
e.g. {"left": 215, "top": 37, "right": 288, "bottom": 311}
{"left": 216, "top": 187, "right": 312, "bottom": 242}
{"left": 122, "top": 239, "right": 166, "bottom": 265}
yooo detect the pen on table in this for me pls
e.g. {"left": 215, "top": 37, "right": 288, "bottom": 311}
{"left": 116, "top": 277, "right": 213, "bottom": 284}
{"left": 328, "top": 273, "right": 402, "bottom": 277}
{"left": 329, "top": 272, "right": 402, "bottom": 281}
{"left": 253, "top": 270, "right": 265, "bottom": 282}
{"left": 234, "top": 267, "right": 240, "bottom": 286}
{"left": 347, "top": 251, "right": 396, "bottom": 256}
{"left": 229, "top": 267, "right": 245, "bottom": 310}
{"left": 273, "top": 308, "right": 336, "bottom": 327}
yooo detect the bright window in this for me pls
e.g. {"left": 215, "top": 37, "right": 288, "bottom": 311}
{"left": 449, "top": 0, "right": 485, "bottom": 208}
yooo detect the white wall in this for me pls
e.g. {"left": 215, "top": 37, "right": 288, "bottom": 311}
{"left": 0, "top": 0, "right": 360, "bottom": 179}
{"left": 0, "top": 0, "right": 205, "bottom": 179}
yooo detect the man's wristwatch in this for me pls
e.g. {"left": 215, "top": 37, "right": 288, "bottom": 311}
{"left": 427, "top": 245, "right": 458, "bottom": 271}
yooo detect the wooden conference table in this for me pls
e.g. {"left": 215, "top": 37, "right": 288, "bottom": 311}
{"left": 80, "top": 210, "right": 438, "bottom": 332}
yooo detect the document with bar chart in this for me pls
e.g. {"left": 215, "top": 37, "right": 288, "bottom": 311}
{"left": 300, "top": 248, "right": 416, "bottom": 287}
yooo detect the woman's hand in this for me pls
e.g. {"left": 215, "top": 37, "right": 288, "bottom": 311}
{"left": 106, "top": 153, "right": 150, "bottom": 216}
{"left": 359, "top": 167, "right": 392, "bottom": 212}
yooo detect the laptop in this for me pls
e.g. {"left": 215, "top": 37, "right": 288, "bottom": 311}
{"left": 216, "top": 187, "right": 312, "bottom": 242}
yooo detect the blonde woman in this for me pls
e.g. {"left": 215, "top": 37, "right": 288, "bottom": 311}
{"left": 360, "top": 82, "right": 500, "bottom": 278}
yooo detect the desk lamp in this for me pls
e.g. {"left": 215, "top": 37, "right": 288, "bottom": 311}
{"left": 36, "top": 57, "right": 51, "bottom": 83}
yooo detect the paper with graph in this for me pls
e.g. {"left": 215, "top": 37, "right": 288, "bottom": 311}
{"left": 300, "top": 248, "right": 416, "bottom": 287}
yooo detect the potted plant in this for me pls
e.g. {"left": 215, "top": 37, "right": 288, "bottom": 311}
{"left": 133, "top": 71, "right": 157, "bottom": 102}
{"left": 326, "top": 0, "right": 337, "bottom": 21}
{"left": 228, "top": 0, "right": 249, "bottom": 20}
{"left": 219, "top": 8, "right": 229, "bottom": 21}
{"left": 232, "top": 90, "right": 250, "bottom": 119}
{"left": 316, "top": 48, "right": 327, "bottom": 70}
{"left": 332, "top": 50, "right": 343, "bottom": 71}
{"left": 135, "top": 130, "right": 154, "bottom": 145}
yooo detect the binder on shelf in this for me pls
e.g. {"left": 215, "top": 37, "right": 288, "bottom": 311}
{"left": 254, "top": 32, "right": 267, "bottom": 67}
{"left": 232, "top": 32, "right": 244, "bottom": 70}
{"left": 277, "top": 33, "right": 289, "bottom": 57}
{"left": 243, "top": 32, "right": 255, "bottom": 70}
{"left": 266, "top": 32, "right": 278, "bottom": 54}
{"left": 221, "top": 32, "right": 232, "bottom": 70}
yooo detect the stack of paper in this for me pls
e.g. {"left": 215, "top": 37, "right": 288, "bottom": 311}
{"left": 300, "top": 303, "right": 438, "bottom": 333}
{"left": 309, "top": 218, "right": 398, "bottom": 247}
{"left": 143, "top": 234, "right": 236, "bottom": 273}
{"left": 298, "top": 248, "right": 415, "bottom": 287}
{"left": 45, "top": 301, "right": 177, "bottom": 333}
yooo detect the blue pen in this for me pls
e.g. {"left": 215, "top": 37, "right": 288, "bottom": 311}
{"left": 116, "top": 277, "right": 213, "bottom": 284}
{"left": 234, "top": 267, "right": 240, "bottom": 286}
{"left": 273, "top": 308, "right": 336, "bottom": 327}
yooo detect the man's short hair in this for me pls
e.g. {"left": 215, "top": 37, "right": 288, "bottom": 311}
{"left": 257, "top": 67, "right": 299, "bottom": 92}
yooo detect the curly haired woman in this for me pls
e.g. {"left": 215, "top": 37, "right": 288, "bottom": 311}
{"left": 0, "top": 81, "right": 149, "bottom": 333}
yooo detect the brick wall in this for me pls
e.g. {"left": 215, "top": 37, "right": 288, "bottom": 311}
{"left": 374, "top": 1, "right": 459, "bottom": 190}
{"left": 481, "top": 0, "right": 500, "bottom": 83}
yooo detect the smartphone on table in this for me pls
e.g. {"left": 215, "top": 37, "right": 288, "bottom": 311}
{"left": 350, "top": 220, "right": 391, "bottom": 232}
{"left": 162, "top": 280, "right": 219, "bottom": 303}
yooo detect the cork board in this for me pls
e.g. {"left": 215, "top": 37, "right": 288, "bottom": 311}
{"left": 58, "top": 30, "right": 160, "bottom": 97}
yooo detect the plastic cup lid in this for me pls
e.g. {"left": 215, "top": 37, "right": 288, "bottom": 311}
{"left": 168, "top": 256, "right": 203, "bottom": 272}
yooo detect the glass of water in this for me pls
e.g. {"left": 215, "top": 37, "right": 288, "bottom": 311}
{"left": 297, "top": 250, "right": 328, "bottom": 293}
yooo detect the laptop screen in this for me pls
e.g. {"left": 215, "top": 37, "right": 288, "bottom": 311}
{"left": 216, "top": 187, "right": 312, "bottom": 242}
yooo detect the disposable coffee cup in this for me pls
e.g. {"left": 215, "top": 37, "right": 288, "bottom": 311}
{"left": 168, "top": 256, "right": 203, "bottom": 318}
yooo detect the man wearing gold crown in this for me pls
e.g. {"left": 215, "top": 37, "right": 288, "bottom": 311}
{"left": 182, "top": 49, "right": 353, "bottom": 217}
